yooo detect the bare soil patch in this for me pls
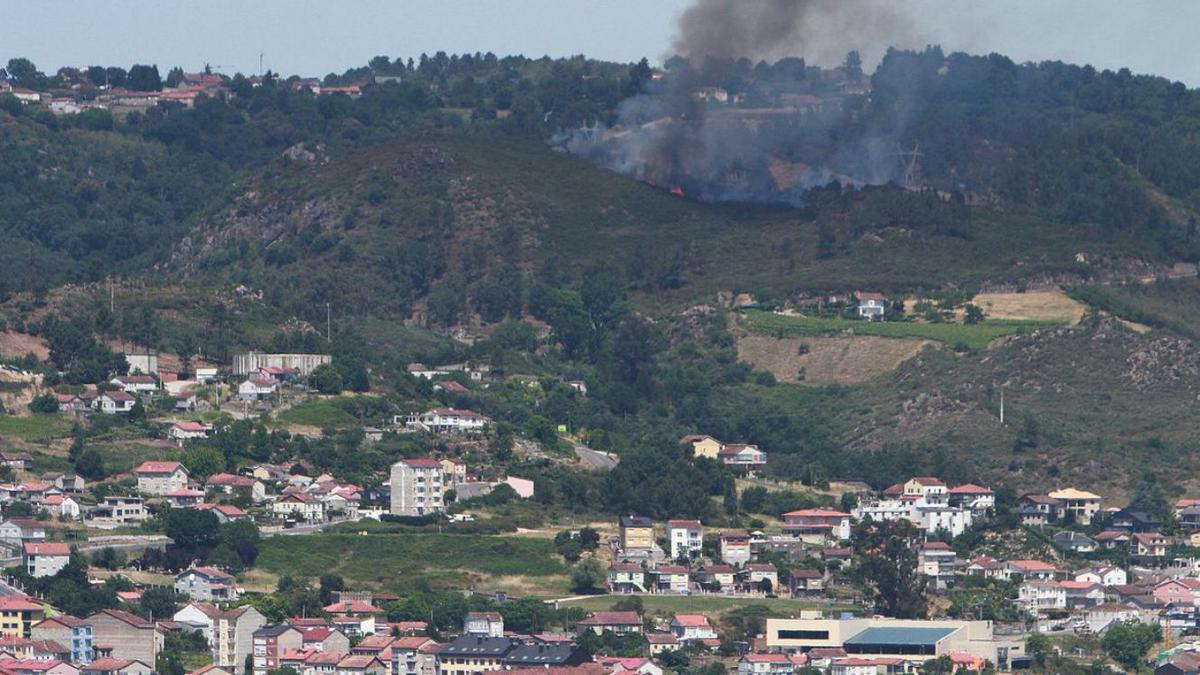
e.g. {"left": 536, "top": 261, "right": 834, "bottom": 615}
{"left": 0, "top": 332, "right": 49, "bottom": 360}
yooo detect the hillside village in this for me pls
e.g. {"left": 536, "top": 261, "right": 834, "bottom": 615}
{"left": 8, "top": 5, "right": 1200, "bottom": 675}
{"left": 0, "top": 331, "right": 1199, "bottom": 675}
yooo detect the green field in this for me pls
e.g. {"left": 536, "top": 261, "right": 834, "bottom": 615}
{"left": 0, "top": 414, "right": 72, "bottom": 442}
{"left": 256, "top": 531, "right": 569, "bottom": 592}
{"left": 741, "top": 309, "right": 1062, "bottom": 350}
{"left": 275, "top": 399, "right": 359, "bottom": 427}
{"left": 558, "top": 594, "right": 855, "bottom": 617}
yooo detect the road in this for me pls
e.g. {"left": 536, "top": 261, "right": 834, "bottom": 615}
{"left": 575, "top": 445, "right": 618, "bottom": 470}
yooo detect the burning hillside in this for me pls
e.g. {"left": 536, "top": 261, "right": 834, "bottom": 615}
{"left": 553, "top": 0, "right": 928, "bottom": 206}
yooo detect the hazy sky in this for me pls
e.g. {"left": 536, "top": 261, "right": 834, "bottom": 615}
{"left": 1, "top": 0, "right": 1198, "bottom": 85}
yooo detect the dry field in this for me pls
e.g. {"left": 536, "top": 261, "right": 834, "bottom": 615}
{"left": 737, "top": 334, "right": 932, "bottom": 384}
{"left": 968, "top": 290, "right": 1087, "bottom": 324}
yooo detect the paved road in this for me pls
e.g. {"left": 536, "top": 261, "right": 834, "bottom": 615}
{"left": 575, "top": 446, "right": 618, "bottom": 470}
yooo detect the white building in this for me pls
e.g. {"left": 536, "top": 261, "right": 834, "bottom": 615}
{"left": 133, "top": 461, "right": 189, "bottom": 496}
{"left": 670, "top": 615, "right": 717, "bottom": 642}
{"left": 389, "top": 459, "right": 444, "bottom": 516}
{"left": 124, "top": 354, "right": 159, "bottom": 376}
{"left": 238, "top": 377, "right": 277, "bottom": 401}
{"left": 111, "top": 375, "right": 158, "bottom": 394}
{"left": 1075, "top": 566, "right": 1127, "bottom": 587}
{"left": 666, "top": 520, "right": 703, "bottom": 560}
{"left": 1018, "top": 582, "right": 1067, "bottom": 616}
{"left": 403, "top": 408, "right": 492, "bottom": 434}
{"left": 233, "top": 352, "right": 330, "bottom": 376}
{"left": 97, "top": 391, "right": 136, "bottom": 414}
{"left": 24, "top": 542, "right": 71, "bottom": 578}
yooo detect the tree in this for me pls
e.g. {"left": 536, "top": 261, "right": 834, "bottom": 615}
{"left": 162, "top": 508, "right": 220, "bottom": 552}
{"left": 963, "top": 304, "right": 985, "bottom": 325}
{"left": 570, "top": 556, "right": 607, "bottom": 594}
{"left": 128, "top": 399, "right": 147, "bottom": 424}
{"left": 1025, "top": 632, "right": 1051, "bottom": 667}
{"left": 127, "top": 65, "right": 163, "bottom": 92}
{"left": 1101, "top": 620, "right": 1160, "bottom": 670}
{"left": 853, "top": 520, "right": 927, "bottom": 618}
{"left": 319, "top": 573, "right": 345, "bottom": 604}
{"left": 139, "top": 587, "right": 182, "bottom": 619}
{"left": 1129, "top": 473, "right": 1169, "bottom": 522}
{"left": 309, "top": 364, "right": 343, "bottom": 395}
{"left": 28, "top": 395, "right": 59, "bottom": 414}
{"left": 578, "top": 527, "right": 600, "bottom": 550}
{"left": 6, "top": 58, "right": 45, "bottom": 89}
{"left": 182, "top": 446, "right": 226, "bottom": 480}
{"left": 217, "top": 520, "right": 261, "bottom": 569}
{"left": 842, "top": 50, "right": 864, "bottom": 79}
{"left": 74, "top": 449, "right": 106, "bottom": 480}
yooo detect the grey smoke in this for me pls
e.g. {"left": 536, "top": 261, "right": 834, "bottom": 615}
{"left": 671, "top": 0, "right": 928, "bottom": 69}
{"left": 554, "top": 0, "right": 933, "bottom": 204}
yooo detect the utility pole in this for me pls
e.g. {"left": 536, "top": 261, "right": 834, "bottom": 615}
{"left": 259, "top": 52, "right": 264, "bottom": 77}
{"left": 999, "top": 388, "right": 1005, "bottom": 425}
{"left": 326, "top": 303, "right": 332, "bottom": 342}
{"left": 896, "top": 143, "right": 923, "bottom": 190}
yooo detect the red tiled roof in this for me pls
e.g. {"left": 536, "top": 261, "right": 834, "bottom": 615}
{"left": 671, "top": 614, "right": 709, "bottom": 627}
{"left": 948, "top": 483, "right": 993, "bottom": 494}
{"left": 134, "top": 461, "right": 184, "bottom": 474}
{"left": 23, "top": 542, "right": 69, "bottom": 556}
{"left": 782, "top": 509, "right": 849, "bottom": 518}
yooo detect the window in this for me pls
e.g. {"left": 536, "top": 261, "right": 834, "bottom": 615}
{"left": 776, "top": 629, "right": 829, "bottom": 640}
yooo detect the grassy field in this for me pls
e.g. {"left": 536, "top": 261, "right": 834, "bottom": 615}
{"left": 256, "top": 531, "right": 569, "bottom": 593}
{"left": 275, "top": 399, "right": 360, "bottom": 427}
{"left": 0, "top": 414, "right": 72, "bottom": 442}
{"left": 741, "top": 309, "right": 1062, "bottom": 350}
{"left": 559, "top": 594, "right": 853, "bottom": 617}
{"left": 94, "top": 442, "right": 178, "bottom": 475}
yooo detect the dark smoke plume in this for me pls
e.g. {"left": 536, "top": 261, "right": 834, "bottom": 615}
{"left": 553, "top": 0, "right": 932, "bottom": 205}
{"left": 672, "top": 0, "right": 925, "bottom": 69}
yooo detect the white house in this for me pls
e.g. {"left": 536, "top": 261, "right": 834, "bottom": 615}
{"left": 739, "top": 654, "right": 794, "bottom": 675}
{"left": 43, "top": 495, "right": 81, "bottom": 520}
{"left": 666, "top": 520, "right": 703, "bottom": 560}
{"left": 238, "top": 377, "right": 277, "bottom": 401}
{"left": 854, "top": 291, "right": 887, "bottom": 320}
{"left": 169, "top": 421, "right": 211, "bottom": 443}
{"left": 111, "top": 375, "right": 158, "bottom": 394}
{"left": 97, "top": 391, "right": 136, "bottom": 414}
{"left": 405, "top": 363, "right": 448, "bottom": 379}
{"left": 272, "top": 493, "right": 325, "bottom": 523}
{"left": 403, "top": 408, "right": 492, "bottom": 433}
{"left": 1075, "top": 566, "right": 1127, "bottom": 587}
{"left": 669, "top": 615, "right": 717, "bottom": 642}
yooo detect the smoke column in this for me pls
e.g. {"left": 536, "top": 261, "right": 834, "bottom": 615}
{"left": 554, "top": 0, "right": 933, "bottom": 204}
{"left": 671, "top": 0, "right": 927, "bottom": 70}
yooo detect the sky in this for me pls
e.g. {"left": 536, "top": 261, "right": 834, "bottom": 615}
{"left": 1, "top": 0, "right": 1198, "bottom": 86}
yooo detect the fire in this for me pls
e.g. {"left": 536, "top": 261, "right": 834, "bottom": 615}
{"left": 670, "top": 186, "right": 685, "bottom": 197}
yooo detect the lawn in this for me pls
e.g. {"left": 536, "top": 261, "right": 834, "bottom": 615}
{"left": 0, "top": 414, "right": 73, "bottom": 442}
{"left": 256, "top": 531, "right": 569, "bottom": 593}
{"left": 740, "top": 309, "right": 1062, "bottom": 350}
{"left": 558, "top": 594, "right": 855, "bottom": 617}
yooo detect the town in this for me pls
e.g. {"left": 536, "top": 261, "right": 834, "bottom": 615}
{"left": 0, "top": 335, "right": 1197, "bottom": 675}
{"left": 4, "top": 1, "right": 1200, "bottom": 674}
